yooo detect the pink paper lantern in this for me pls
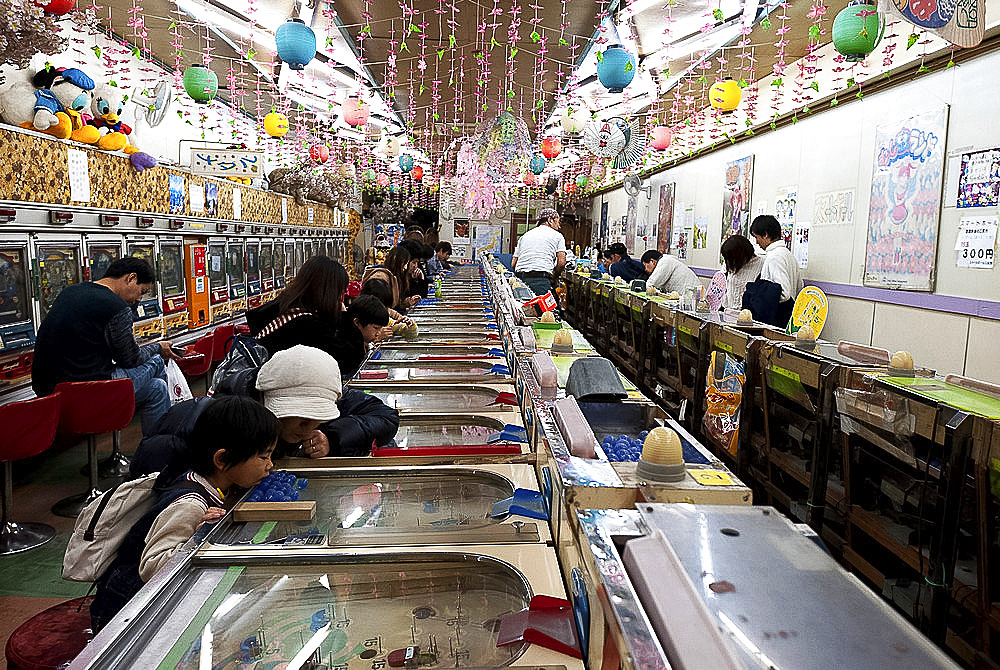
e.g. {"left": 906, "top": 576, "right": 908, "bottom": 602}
{"left": 650, "top": 125, "right": 673, "bottom": 150}
{"left": 523, "top": 172, "right": 536, "bottom": 186}
{"left": 376, "top": 172, "right": 390, "bottom": 187}
{"left": 343, "top": 96, "right": 370, "bottom": 127}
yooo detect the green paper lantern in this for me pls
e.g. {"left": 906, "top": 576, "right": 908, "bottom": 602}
{"left": 832, "top": 1, "right": 885, "bottom": 62}
{"left": 182, "top": 64, "right": 218, "bottom": 104}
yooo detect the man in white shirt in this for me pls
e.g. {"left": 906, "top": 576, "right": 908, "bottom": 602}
{"left": 749, "top": 215, "right": 801, "bottom": 326}
{"left": 641, "top": 250, "right": 701, "bottom": 294}
{"left": 512, "top": 208, "right": 567, "bottom": 296}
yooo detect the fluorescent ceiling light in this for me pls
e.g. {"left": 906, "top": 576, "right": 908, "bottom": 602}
{"left": 175, "top": 0, "right": 275, "bottom": 48}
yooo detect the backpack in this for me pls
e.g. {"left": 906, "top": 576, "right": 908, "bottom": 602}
{"left": 62, "top": 474, "right": 161, "bottom": 582}
{"left": 208, "top": 332, "right": 269, "bottom": 396}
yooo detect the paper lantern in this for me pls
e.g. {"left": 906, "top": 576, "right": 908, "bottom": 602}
{"left": 364, "top": 168, "right": 376, "bottom": 181}
{"left": 376, "top": 172, "right": 390, "bottom": 187}
{"left": 561, "top": 106, "right": 587, "bottom": 133}
{"left": 263, "top": 112, "right": 289, "bottom": 137}
{"left": 524, "top": 172, "right": 537, "bottom": 186}
{"left": 832, "top": 0, "right": 885, "bottom": 62}
{"left": 182, "top": 64, "right": 218, "bottom": 104}
{"left": 591, "top": 162, "right": 607, "bottom": 181}
{"left": 597, "top": 46, "right": 636, "bottom": 93}
{"left": 650, "top": 125, "right": 673, "bottom": 150}
{"left": 412, "top": 165, "right": 424, "bottom": 181}
{"left": 399, "top": 154, "right": 414, "bottom": 172}
{"left": 385, "top": 135, "right": 401, "bottom": 157}
{"left": 575, "top": 174, "right": 589, "bottom": 189}
{"left": 310, "top": 145, "right": 329, "bottom": 163}
{"left": 339, "top": 164, "right": 354, "bottom": 178}
{"left": 529, "top": 154, "right": 547, "bottom": 175}
{"left": 342, "top": 96, "right": 370, "bottom": 127}
{"left": 275, "top": 18, "right": 316, "bottom": 71}
{"left": 540, "top": 137, "right": 561, "bottom": 160}
{"left": 563, "top": 181, "right": 577, "bottom": 195}
{"left": 40, "top": 0, "right": 74, "bottom": 15}
{"left": 709, "top": 78, "right": 741, "bottom": 114}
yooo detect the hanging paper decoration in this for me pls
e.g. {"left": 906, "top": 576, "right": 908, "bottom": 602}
{"left": 473, "top": 112, "right": 532, "bottom": 182}
{"left": 611, "top": 117, "right": 646, "bottom": 170}
{"left": 182, "top": 64, "right": 218, "bottom": 104}
{"left": 582, "top": 120, "right": 627, "bottom": 158}
{"left": 540, "top": 136, "right": 561, "bottom": 159}
{"left": 709, "top": 78, "right": 741, "bottom": 114}
{"left": 399, "top": 154, "right": 414, "bottom": 172}
{"left": 832, "top": 1, "right": 885, "bottom": 62}
{"left": 524, "top": 172, "right": 537, "bottom": 186}
{"left": 650, "top": 125, "right": 673, "bottom": 150}
{"left": 40, "top": 0, "right": 75, "bottom": 15}
{"left": 529, "top": 154, "right": 547, "bottom": 175}
{"left": 596, "top": 46, "right": 636, "bottom": 93}
{"left": 263, "top": 112, "right": 289, "bottom": 137}
{"left": 385, "top": 135, "right": 402, "bottom": 157}
{"left": 412, "top": 165, "right": 424, "bottom": 181}
{"left": 561, "top": 106, "right": 588, "bottom": 133}
{"left": 275, "top": 18, "right": 317, "bottom": 70}
{"left": 343, "top": 96, "right": 370, "bottom": 127}
{"left": 310, "top": 145, "right": 329, "bottom": 163}
{"left": 563, "top": 181, "right": 577, "bottom": 195}
{"left": 376, "top": 172, "right": 390, "bottom": 187}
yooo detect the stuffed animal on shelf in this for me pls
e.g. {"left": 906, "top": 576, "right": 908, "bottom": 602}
{"left": 0, "top": 66, "right": 99, "bottom": 144}
{"left": 85, "top": 83, "right": 158, "bottom": 171}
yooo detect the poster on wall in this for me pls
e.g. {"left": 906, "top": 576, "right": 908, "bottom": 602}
{"left": 599, "top": 201, "right": 609, "bottom": 248}
{"left": 814, "top": 188, "right": 854, "bottom": 226}
{"left": 722, "top": 155, "right": 754, "bottom": 243}
{"left": 454, "top": 218, "right": 471, "bottom": 244}
{"left": 190, "top": 183, "right": 205, "bottom": 213}
{"left": 471, "top": 224, "right": 503, "bottom": 258}
{"left": 625, "top": 197, "right": 638, "bottom": 254}
{"left": 864, "top": 106, "right": 948, "bottom": 291}
{"left": 957, "top": 148, "right": 1000, "bottom": 208}
{"left": 168, "top": 174, "right": 185, "bottom": 214}
{"left": 955, "top": 214, "right": 997, "bottom": 268}
{"left": 657, "top": 183, "right": 675, "bottom": 253}
{"left": 205, "top": 182, "right": 218, "bottom": 217}
{"left": 793, "top": 221, "right": 811, "bottom": 268}
{"left": 775, "top": 185, "right": 797, "bottom": 248}
{"left": 694, "top": 217, "right": 708, "bottom": 249}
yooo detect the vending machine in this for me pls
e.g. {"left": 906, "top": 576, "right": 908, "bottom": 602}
{"left": 124, "top": 234, "right": 164, "bottom": 340}
{"left": 206, "top": 238, "right": 230, "bottom": 320}
{"left": 185, "top": 243, "right": 210, "bottom": 329}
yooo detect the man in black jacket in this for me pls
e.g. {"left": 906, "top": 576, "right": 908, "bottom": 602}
{"left": 130, "top": 345, "right": 399, "bottom": 477}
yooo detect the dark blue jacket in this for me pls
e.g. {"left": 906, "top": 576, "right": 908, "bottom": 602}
{"left": 610, "top": 257, "right": 645, "bottom": 282}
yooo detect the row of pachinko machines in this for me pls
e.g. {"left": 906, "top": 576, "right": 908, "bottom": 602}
{"left": 71, "top": 260, "right": 961, "bottom": 670}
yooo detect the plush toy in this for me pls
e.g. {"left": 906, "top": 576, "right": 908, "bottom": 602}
{"left": 85, "top": 83, "right": 158, "bottom": 171}
{"left": 0, "top": 66, "right": 99, "bottom": 144}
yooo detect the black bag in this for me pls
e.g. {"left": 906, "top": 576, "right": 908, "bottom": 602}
{"left": 741, "top": 278, "right": 784, "bottom": 327}
{"left": 208, "top": 333, "right": 269, "bottom": 396}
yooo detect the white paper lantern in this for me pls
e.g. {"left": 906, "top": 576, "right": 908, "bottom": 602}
{"left": 561, "top": 106, "right": 588, "bottom": 134}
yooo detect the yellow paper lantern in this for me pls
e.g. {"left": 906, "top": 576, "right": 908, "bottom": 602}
{"left": 263, "top": 112, "right": 289, "bottom": 137}
{"left": 709, "top": 78, "right": 741, "bottom": 114}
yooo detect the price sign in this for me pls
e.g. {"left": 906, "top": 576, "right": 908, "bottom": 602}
{"left": 955, "top": 215, "right": 998, "bottom": 268}
{"left": 691, "top": 470, "right": 735, "bottom": 486}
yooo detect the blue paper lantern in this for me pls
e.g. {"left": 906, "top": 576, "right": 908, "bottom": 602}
{"left": 399, "top": 154, "right": 414, "bottom": 172}
{"left": 529, "top": 154, "right": 546, "bottom": 175}
{"left": 597, "top": 46, "right": 636, "bottom": 93}
{"left": 275, "top": 18, "right": 316, "bottom": 71}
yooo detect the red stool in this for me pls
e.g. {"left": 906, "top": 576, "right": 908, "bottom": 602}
{"left": 212, "top": 323, "right": 235, "bottom": 363}
{"left": 52, "top": 379, "right": 135, "bottom": 518}
{"left": 177, "top": 333, "right": 215, "bottom": 395}
{"left": 5, "top": 596, "right": 94, "bottom": 670}
{"left": 0, "top": 394, "right": 61, "bottom": 555}
{"left": 235, "top": 323, "right": 251, "bottom": 335}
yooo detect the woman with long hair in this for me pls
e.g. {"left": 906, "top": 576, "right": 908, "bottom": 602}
{"left": 362, "top": 245, "right": 421, "bottom": 312}
{"left": 719, "top": 234, "right": 763, "bottom": 311}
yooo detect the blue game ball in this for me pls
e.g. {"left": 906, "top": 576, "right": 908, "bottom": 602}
{"left": 639, "top": 430, "right": 649, "bottom": 439}
{"left": 297, "top": 479, "right": 308, "bottom": 489}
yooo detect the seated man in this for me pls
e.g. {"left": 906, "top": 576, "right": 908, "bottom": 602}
{"left": 131, "top": 345, "right": 400, "bottom": 477}
{"left": 604, "top": 243, "right": 645, "bottom": 282}
{"left": 426, "top": 241, "right": 453, "bottom": 276}
{"left": 641, "top": 250, "right": 702, "bottom": 294}
{"left": 31, "top": 257, "right": 179, "bottom": 435}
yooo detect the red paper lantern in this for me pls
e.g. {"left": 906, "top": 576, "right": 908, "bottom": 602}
{"left": 310, "top": 145, "right": 329, "bottom": 163}
{"left": 523, "top": 172, "right": 536, "bottom": 186}
{"left": 412, "top": 165, "right": 424, "bottom": 181}
{"left": 40, "top": 0, "right": 74, "bottom": 15}
{"left": 650, "top": 125, "right": 673, "bottom": 151}
{"left": 540, "top": 136, "right": 561, "bottom": 159}
{"left": 563, "top": 181, "right": 576, "bottom": 195}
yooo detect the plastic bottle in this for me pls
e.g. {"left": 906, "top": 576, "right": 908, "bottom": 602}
{"left": 434, "top": 275, "right": 442, "bottom": 299}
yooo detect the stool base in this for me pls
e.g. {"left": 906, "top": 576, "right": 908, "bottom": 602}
{"left": 52, "top": 489, "right": 101, "bottom": 519}
{"left": 0, "top": 521, "right": 56, "bottom": 555}
{"left": 98, "top": 452, "right": 131, "bottom": 479}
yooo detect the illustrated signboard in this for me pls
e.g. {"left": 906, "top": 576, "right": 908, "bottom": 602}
{"left": 722, "top": 155, "right": 754, "bottom": 243}
{"left": 189, "top": 149, "right": 263, "bottom": 179}
{"left": 864, "top": 106, "right": 948, "bottom": 291}
{"left": 657, "top": 183, "right": 675, "bottom": 253}
{"left": 471, "top": 223, "right": 503, "bottom": 258}
{"left": 957, "top": 148, "right": 1000, "bottom": 208}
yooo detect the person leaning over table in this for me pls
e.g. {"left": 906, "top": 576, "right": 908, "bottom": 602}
{"left": 719, "top": 234, "right": 763, "bottom": 311}
{"left": 747, "top": 214, "right": 801, "bottom": 327}
{"left": 604, "top": 242, "right": 645, "bottom": 282}
{"left": 641, "top": 249, "right": 701, "bottom": 294}
{"left": 511, "top": 207, "right": 566, "bottom": 297}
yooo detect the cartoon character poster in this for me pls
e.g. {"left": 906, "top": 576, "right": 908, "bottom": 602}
{"left": 864, "top": 106, "right": 948, "bottom": 291}
{"left": 957, "top": 148, "right": 1000, "bottom": 208}
{"left": 625, "top": 197, "right": 638, "bottom": 254}
{"left": 657, "top": 183, "right": 675, "bottom": 253}
{"left": 722, "top": 155, "right": 754, "bottom": 244}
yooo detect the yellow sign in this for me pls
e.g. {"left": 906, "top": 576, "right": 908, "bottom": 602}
{"left": 787, "top": 286, "right": 828, "bottom": 337}
{"left": 770, "top": 365, "right": 801, "bottom": 382}
{"left": 691, "top": 470, "right": 735, "bottom": 486}
{"left": 714, "top": 341, "right": 734, "bottom": 354}
{"left": 678, "top": 325, "right": 693, "bottom": 336}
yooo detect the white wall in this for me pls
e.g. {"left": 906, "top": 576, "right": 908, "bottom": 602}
{"left": 590, "top": 48, "right": 1000, "bottom": 381}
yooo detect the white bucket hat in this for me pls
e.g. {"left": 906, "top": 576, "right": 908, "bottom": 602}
{"left": 255, "top": 345, "right": 342, "bottom": 421}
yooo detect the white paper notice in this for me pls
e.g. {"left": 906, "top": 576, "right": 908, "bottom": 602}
{"left": 308, "top": 207, "right": 314, "bottom": 223}
{"left": 190, "top": 183, "right": 205, "bottom": 213}
{"left": 281, "top": 198, "right": 288, "bottom": 223}
{"left": 67, "top": 149, "right": 90, "bottom": 202}
{"left": 755, "top": 200, "right": 767, "bottom": 216}
{"left": 232, "top": 188, "right": 242, "bottom": 220}
{"left": 955, "top": 214, "right": 998, "bottom": 268}
{"left": 793, "top": 221, "right": 811, "bottom": 268}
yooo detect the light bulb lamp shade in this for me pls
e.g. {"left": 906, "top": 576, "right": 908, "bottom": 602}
{"left": 399, "top": 154, "right": 414, "bottom": 172}
{"left": 529, "top": 153, "right": 547, "bottom": 174}
{"left": 709, "top": 78, "right": 741, "bottom": 114}
{"left": 263, "top": 112, "right": 289, "bottom": 137}
{"left": 40, "top": 0, "right": 75, "bottom": 15}
{"left": 832, "top": 0, "right": 885, "bottom": 62}
{"left": 182, "top": 64, "right": 218, "bottom": 104}
{"left": 310, "top": 145, "right": 329, "bottom": 163}
{"left": 411, "top": 165, "right": 424, "bottom": 181}
{"left": 540, "top": 137, "right": 561, "bottom": 160}
{"left": 650, "top": 125, "right": 673, "bottom": 150}
{"left": 561, "top": 106, "right": 588, "bottom": 133}
{"left": 342, "top": 97, "right": 370, "bottom": 127}
{"left": 275, "top": 18, "right": 317, "bottom": 71}
{"left": 597, "top": 46, "right": 636, "bottom": 93}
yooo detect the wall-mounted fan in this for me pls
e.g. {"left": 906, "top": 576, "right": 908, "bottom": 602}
{"left": 623, "top": 172, "right": 652, "bottom": 198}
{"left": 130, "top": 81, "right": 172, "bottom": 127}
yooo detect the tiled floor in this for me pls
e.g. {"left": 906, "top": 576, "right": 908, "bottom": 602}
{"left": 0, "top": 420, "right": 143, "bottom": 670}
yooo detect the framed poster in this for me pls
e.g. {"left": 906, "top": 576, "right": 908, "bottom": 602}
{"left": 625, "top": 197, "right": 638, "bottom": 254}
{"left": 775, "top": 185, "right": 796, "bottom": 249}
{"left": 957, "top": 148, "right": 1000, "bottom": 208}
{"left": 864, "top": 106, "right": 948, "bottom": 291}
{"left": 657, "top": 183, "right": 675, "bottom": 252}
{"left": 453, "top": 218, "right": 470, "bottom": 244}
{"left": 471, "top": 223, "right": 503, "bottom": 258}
{"left": 722, "top": 155, "right": 754, "bottom": 243}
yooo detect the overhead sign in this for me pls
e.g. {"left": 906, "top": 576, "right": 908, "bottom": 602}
{"left": 189, "top": 149, "right": 263, "bottom": 178}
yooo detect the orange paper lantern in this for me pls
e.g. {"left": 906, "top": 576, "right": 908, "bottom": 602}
{"left": 540, "top": 136, "right": 561, "bottom": 159}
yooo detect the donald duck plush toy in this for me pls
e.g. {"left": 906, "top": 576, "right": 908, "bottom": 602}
{"left": 87, "top": 83, "right": 138, "bottom": 153}
{"left": 0, "top": 65, "right": 101, "bottom": 144}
